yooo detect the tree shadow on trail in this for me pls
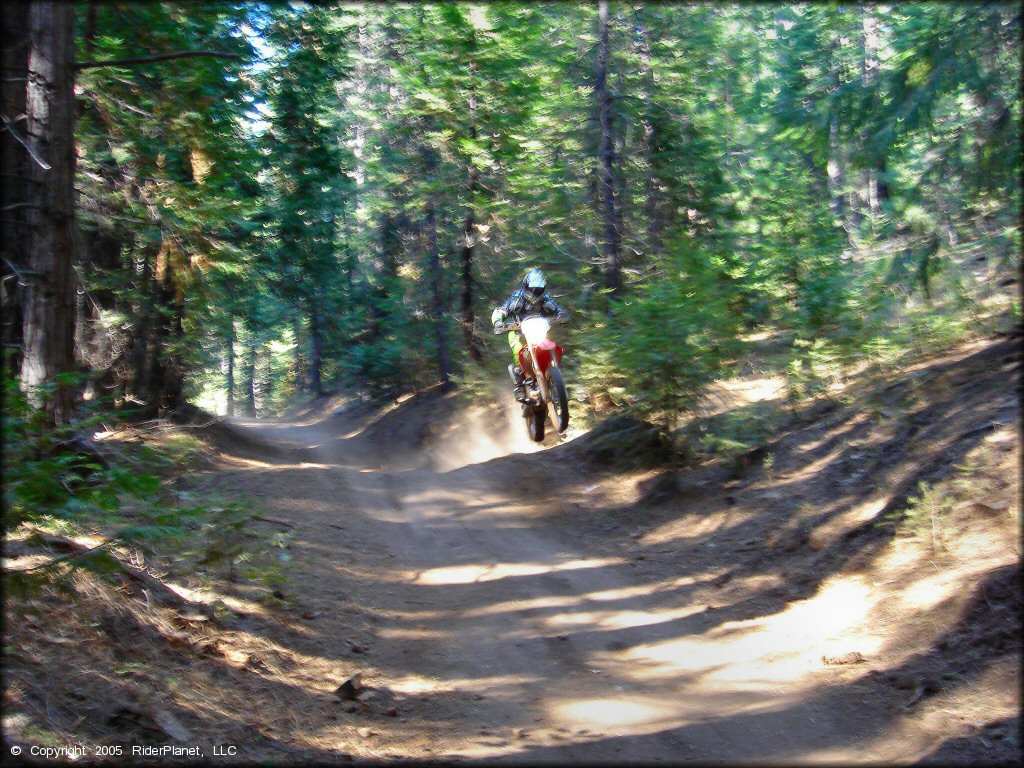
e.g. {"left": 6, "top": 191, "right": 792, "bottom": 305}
{"left": 148, "top": 338, "right": 1020, "bottom": 761}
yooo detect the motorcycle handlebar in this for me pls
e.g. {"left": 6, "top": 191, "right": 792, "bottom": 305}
{"left": 494, "top": 317, "right": 568, "bottom": 335}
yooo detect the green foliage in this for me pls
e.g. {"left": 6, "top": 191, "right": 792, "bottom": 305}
{"left": 686, "top": 401, "right": 781, "bottom": 461}
{"left": 579, "top": 245, "right": 742, "bottom": 429}
{"left": 2, "top": 375, "right": 284, "bottom": 591}
{"left": 785, "top": 337, "right": 848, "bottom": 403}
{"left": 886, "top": 481, "right": 955, "bottom": 553}
{"left": 56, "top": 2, "right": 1020, "bottom": 425}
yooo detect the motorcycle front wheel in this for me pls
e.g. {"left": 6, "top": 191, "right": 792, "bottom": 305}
{"left": 546, "top": 366, "right": 570, "bottom": 434}
{"left": 527, "top": 406, "right": 546, "bottom": 442}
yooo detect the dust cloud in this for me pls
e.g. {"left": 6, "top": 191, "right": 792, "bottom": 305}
{"left": 427, "top": 393, "right": 544, "bottom": 472}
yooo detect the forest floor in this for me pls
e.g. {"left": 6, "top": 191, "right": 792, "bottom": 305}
{"left": 4, "top": 334, "right": 1021, "bottom": 765}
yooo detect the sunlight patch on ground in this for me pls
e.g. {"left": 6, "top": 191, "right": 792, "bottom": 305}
{"left": 388, "top": 672, "right": 543, "bottom": 697}
{"left": 723, "top": 376, "right": 786, "bottom": 401}
{"left": 543, "top": 603, "right": 706, "bottom": 632}
{"left": 698, "top": 375, "right": 786, "bottom": 419}
{"left": 793, "top": 412, "right": 871, "bottom": 456}
{"left": 545, "top": 691, "right": 785, "bottom": 742}
{"left": 378, "top": 626, "right": 452, "bottom": 641}
{"left": 585, "top": 573, "right": 710, "bottom": 600}
{"left": 216, "top": 454, "right": 277, "bottom": 468}
{"left": 157, "top": 579, "right": 272, "bottom": 619}
{"left": 616, "top": 576, "right": 882, "bottom": 690}
{"left": 642, "top": 509, "right": 745, "bottom": 546}
{"left": 461, "top": 593, "right": 579, "bottom": 618}
{"left": 458, "top": 573, "right": 714, "bottom": 620}
{"left": 214, "top": 458, "right": 335, "bottom": 472}
{"left": 808, "top": 497, "right": 888, "bottom": 549}
{"left": 883, "top": 533, "right": 1015, "bottom": 613}
{"left": 897, "top": 570, "right": 969, "bottom": 612}
{"left": 415, "top": 557, "right": 623, "bottom": 586}
{"left": 553, "top": 697, "right": 670, "bottom": 730}
{"left": 784, "top": 444, "right": 847, "bottom": 478}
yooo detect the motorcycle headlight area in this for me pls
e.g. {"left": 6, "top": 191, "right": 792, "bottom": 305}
{"left": 520, "top": 317, "right": 551, "bottom": 345}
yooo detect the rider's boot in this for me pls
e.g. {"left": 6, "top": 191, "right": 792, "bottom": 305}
{"left": 508, "top": 364, "right": 528, "bottom": 402}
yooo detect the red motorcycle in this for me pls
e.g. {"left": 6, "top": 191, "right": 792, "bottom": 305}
{"left": 499, "top": 316, "right": 569, "bottom": 442}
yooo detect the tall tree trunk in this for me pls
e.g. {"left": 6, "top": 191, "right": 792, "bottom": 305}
{"left": 860, "top": 9, "right": 886, "bottom": 217}
{"left": 74, "top": 234, "right": 92, "bottom": 367}
{"left": 412, "top": 11, "right": 452, "bottom": 392}
{"left": 595, "top": 0, "right": 621, "bottom": 298}
{"left": 127, "top": 251, "right": 152, "bottom": 404}
{"left": 147, "top": 238, "right": 183, "bottom": 415}
{"left": 292, "top": 315, "right": 304, "bottom": 395}
{"left": 460, "top": 169, "right": 481, "bottom": 362}
{"left": 226, "top": 319, "right": 235, "bottom": 417}
{"left": 875, "top": 156, "right": 889, "bottom": 204}
{"left": 636, "top": 8, "right": 662, "bottom": 257}
{"left": 460, "top": 57, "right": 482, "bottom": 362}
{"left": 421, "top": 140, "right": 451, "bottom": 392}
{"left": 351, "top": 16, "right": 368, "bottom": 215}
{"left": 826, "top": 37, "right": 849, "bottom": 235}
{"left": 19, "top": 0, "right": 77, "bottom": 422}
{"left": 0, "top": 1, "right": 30, "bottom": 379}
{"left": 245, "top": 337, "right": 257, "bottom": 417}
{"left": 425, "top": 200, "right": 451, "bottom": 391}
{"left": 308, "top": 303, "right": 323, "bottom": 397}
{"left": 369, "top": 211, "right": 397, "bottom": 343}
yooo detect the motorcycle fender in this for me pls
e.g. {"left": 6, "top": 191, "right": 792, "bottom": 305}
{"left": 533, "top": 345, "right": 552, "bottom": 374}
{"left": 533, "top": 340, "right": 563, "bottom": 372}
{"left": 524, "top": 344, "right": 565, "bottom": 376}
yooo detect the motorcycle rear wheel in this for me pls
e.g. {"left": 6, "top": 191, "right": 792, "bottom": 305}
{"left": 546, "top": 366, "right": 570, "bottom": 434}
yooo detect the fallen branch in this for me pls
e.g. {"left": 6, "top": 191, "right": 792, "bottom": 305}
{"left": 8, "top": 529, "right": 194, "bottom": 610}
{"left": 0, "top": 111, "right": 50, "bottom": 170}
{"left": 253, "top": 515, "right": 294, "bottom": 529}
{"left": 8, "top": 529, "right": 111, "bottom": 573}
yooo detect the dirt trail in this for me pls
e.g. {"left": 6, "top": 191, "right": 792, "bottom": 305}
{"left": 186, "top": 338, "right": 1018, "bottom": 764}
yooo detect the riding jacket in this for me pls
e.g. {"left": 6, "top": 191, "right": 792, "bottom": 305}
{"left": 495, "top": 288, "right": 570, "bottom": 325}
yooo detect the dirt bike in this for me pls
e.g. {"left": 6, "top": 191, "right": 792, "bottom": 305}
{"left": 496, "top": 316, "right": 570, "bottom": 442}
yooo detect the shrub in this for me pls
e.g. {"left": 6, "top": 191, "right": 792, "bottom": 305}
{"left": 580, "top": 246, "right": 741, "bottom": 430}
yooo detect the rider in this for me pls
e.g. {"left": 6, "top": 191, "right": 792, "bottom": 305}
{"left": 490, "top": 268, "right": 569, "bottom": 402}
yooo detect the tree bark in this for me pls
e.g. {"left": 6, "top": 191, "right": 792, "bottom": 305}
{"left": 146, "top": 238, "right": 184, "bottom": 415}
{"left": 127, "top": 251, "right": 152, "bottom": 404}
{"left": 19, "top": 1, "right": 78, "bottom": 422}
{"left": 595, "top": 0, "right": 621, "bottom": 298}
{"left": 0, "top": 0, "right": 30, "bottom": 379}
{"left": 826, "top": 36, "right": 848, "bottom": 234}
{"left": 860, "top": 9, "right": 887, "bottom": 216}
{"left": 419, "top": 140, "right": 451, "bottom": 392}
{"left": 425, "top": 199, "right": 451, "bottom": 391}
{"left": 460, "top": 55, "right": 482, "bottom": 362}
{"left": 226, "top": 319, "right": 235, "bottom": 417}
{"left": 291, "top": 315, "right": 304, "bottom": 395}
{"left": 308, "top": 303, "right": 323, "bottom": 397}
{"left": 245, "top": 337, "right": 257, "bottom": 417}
{"left": 636, "top": 7, "right": 662, "bottom": 256}
{"left": 460, "top": 167, "right": 481, "bottom": 361}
